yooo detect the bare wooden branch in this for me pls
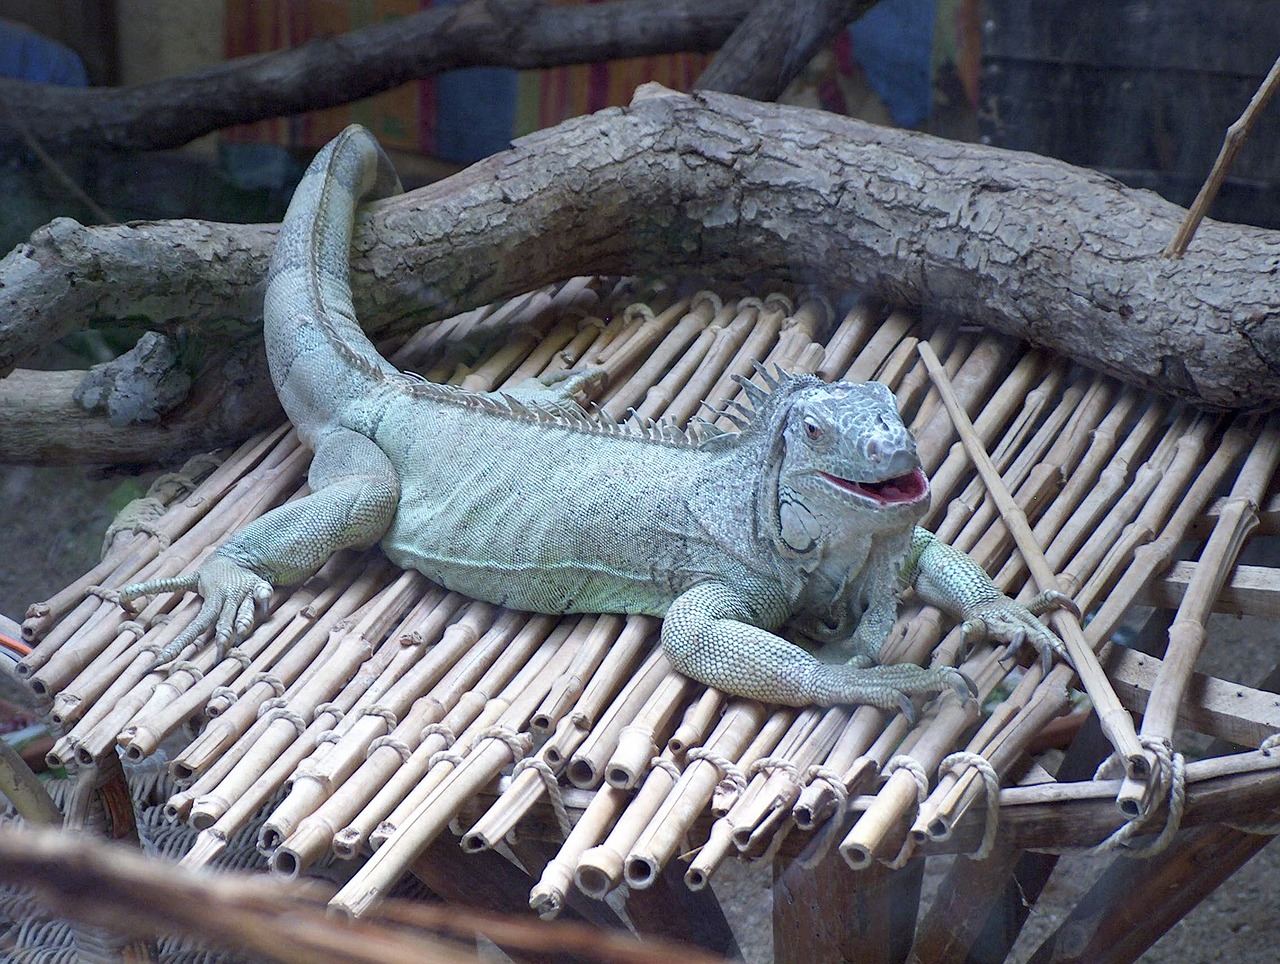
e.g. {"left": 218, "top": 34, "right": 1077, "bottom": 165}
{"left": 1165, "top": 53, "right": 1280, "bottom": 258}
{"left": 4, "top": 85, "right": 1280, "bottom": 464}
{"left": 0, "top": 0, "right": 752, "bottom": 154}
{"left": 695, "top": 0, "right": 878, "bottom": 101}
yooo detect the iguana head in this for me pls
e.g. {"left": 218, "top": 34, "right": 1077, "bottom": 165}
{"left": 726, "top": 370, "right": 929, "bottom": 555}
{"left": 778, "top": 378, "right": 929, "bottom": 519}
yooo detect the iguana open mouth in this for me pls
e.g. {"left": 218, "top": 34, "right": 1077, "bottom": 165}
{"left": 820, "top": 467, "right": 928, "bottom": 505}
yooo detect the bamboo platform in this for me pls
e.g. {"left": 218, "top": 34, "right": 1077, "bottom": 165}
{"left": 13, "top": 276, "right": 1280, "bottom": 962}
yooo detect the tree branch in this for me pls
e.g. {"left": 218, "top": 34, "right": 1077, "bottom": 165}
{"left": 0, "top": 0, "right": 752, "bottom": 154}
{"left": 3, "top": 86, "right": 1278, "bottom": 462}
{"left": 695, "top": 0, "right": 878, "bottom": 101}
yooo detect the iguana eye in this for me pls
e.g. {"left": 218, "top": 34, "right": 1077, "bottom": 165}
{"left": 803, "top": 417, "right": 823, "bottom": 441}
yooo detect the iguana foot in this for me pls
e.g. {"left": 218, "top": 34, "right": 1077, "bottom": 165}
{"left": 961, "top": 591, "right": 1076, "bottom": 674}
{"left": 503, "top": 367, "right": 607, "bottom": 413}
{"left": 118, "top": 554, "right": 273, "bottom": 671}
{"left": 809, "top": 662, "right": 976, "bottom": 723}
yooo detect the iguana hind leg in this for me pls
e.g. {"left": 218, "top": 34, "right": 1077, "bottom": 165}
{"left": 662, "top": 582, "right": 973, "bottom": 719}
{"left": 119, "top": 429, "right": 399, "bottom": 670}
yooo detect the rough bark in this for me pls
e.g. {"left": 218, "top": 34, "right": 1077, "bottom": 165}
{"left": 2, "top": 86, "right": 1278, "bottom": 462}
{"left": 695, "top": 0, "right": 877, "bottom": 100}
{"left": 0, "top": 0, "right": 751, "bottom": 154}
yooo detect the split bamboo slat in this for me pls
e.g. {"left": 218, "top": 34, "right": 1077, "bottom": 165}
{"left": 15, "top": 277, "right": 1280, "bottom": 955}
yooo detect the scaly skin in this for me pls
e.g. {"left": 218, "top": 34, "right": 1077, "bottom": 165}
{"left": 118, "top": 125, "right": 1071, "bottom": 716}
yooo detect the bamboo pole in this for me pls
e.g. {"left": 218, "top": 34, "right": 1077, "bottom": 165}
{"left": 329, "top": 622, "right": 592, "bottom": 917}
{"left": 623, "top": 700, "right": 776, "bottom": 889}
{"left": 1116, "top": 420, "right": 1280, "bottom": 817}
{"left": 166, "top": 561, "right": 401, "bottom": 781}
{"left": 461, "top": 617, "right": 656, "bottom": 852}
{"left": 184, "top": 572, "right": 427, "bottom": 833}
{"left": 919, "top": 342, "right": 1145, "bottom": 779}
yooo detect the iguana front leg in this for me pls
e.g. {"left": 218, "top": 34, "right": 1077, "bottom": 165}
{"left": 904, "top": 527, "right": 1076, "bottom": 672}
{"left": 662, "top": 581, "right": 973, "bottom": 715}
{"left": 119, "top": 429, "right": 399, "bottom": 669}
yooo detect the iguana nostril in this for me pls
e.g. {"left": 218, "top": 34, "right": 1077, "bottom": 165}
{"left": 866, "top": 439, "right": 883, "bottom": 463}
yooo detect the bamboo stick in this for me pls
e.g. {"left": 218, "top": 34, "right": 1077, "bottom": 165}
{"left": 364, "top": 621, "right": 582, "bottom": 850}
{"left": 623, "top": 700, "right": 773, "bottom": 889}
{"left": 1083, "top": 416, "right": 1252, "bottom": 646}
{"left": 19, "top": 423, "right": 291, "bottom": 649}
{"left": 839, "top": 687, "right": 982, "bottom": 869}
{"left": 462, "top": 617, "right": 656, "bottom": 852}
{"left": 919, "top": 342, "right": 1145, "bottom": 778}
{"left": 167, "top": 561, "right": 401, "bottom": 781}
{"left": 117, "top": 558, "right": 370, "bottom": 761}
{"left": 273, "top": 610, "right": 555, "bottom": 875}
{"left": 528, "top": 781, "right": 631, "bottom": 918}
{"left": 531, "top": 615, "right": 623, "bottom": 734}
{"left": 573, "top": 752, "right": 682, "bottom": 900}
{"left": 599, "top": 670, "right": 695, "bottom": 790}
{"left": 599, "top": 292, "right": 723, "bottom": 418}
{"left": 329, "top": 623, "right": 592, "bottom": 917}
{"left": 185, "top": 572, "right": 426, "bottom": 833}
{"left": 1116, "top": 420, "right": 1280, "bottom": 817}
{"left": 816, "top": 299, "right": 885, "bottom": 380}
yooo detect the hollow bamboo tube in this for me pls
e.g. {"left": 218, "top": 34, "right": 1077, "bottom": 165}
{"left": 118, "top": 560, "right": 368, "bottom": 761}
{"left": 995, "top": 388, "right": 1146, "bottom": 590}
{"left": 614, "top": 296, "right": 735, "bottom": 422}
{"left": 622, "top": 700, "right": 771, "bottom": 889}
{"left": 270, "top": 609, "right": 547, "bottom": 875}
{"left": 685, "top": 707, "right": 840, "bottom": 886}
{"left": 920, "top": 342, "right": 1144, "bottom": 779}
{"left": 597, "top": 292, "right": 720, "bottom": 414}
{"left": 366, "top": 622, "right": 581, "bottom": 849}
{"left": 709, "top": 707, "right": 798, "bottom": 817}
{"left": 462, "top": 618, "right": 657, "bottom": 852}
{"left": 531, "top": 615, "right": 623, "bottom": 734}
{"left": 728, "top": 707, "right": 848, "bottom": 845}
{"left": 316, "top": 611, "right": 558, "bottom": 862}
{"left": 19, "top": 423, "right": 291, "bottom": 649}
{"left": 333, "top": 622, "right": 567, "bottom": 857}
{"left": 573, "top": 751, "right": 682, "bottom": 900}
{"left": 599, "top": 669, "right": 695, "bottom": 790}
{"left": 701, "top": 296, "right": 790, "bottom": 409}
{"left": 185, "top": 575, "right": 423, "bottom": 832}
{"left": 910, "top": 335, "right": 1023, "bottom": 476}
{"left": 330, "top": 629, "right": 590, "bottom": 917}
{"left": 1116, "top": 419, "right": 1280, "bottom": 818}
{"left": 839, "top": 690, "right": 982, "bottom": 869}
{"left": 167, "top": 561, "right": 400, "bottom": 780}
{"left": 254, "top": 610, "right": 463, "bottom": 852}
{"left": 817, "top": 300, "right": 885, "bottom": 380}
{"left": 668, "top": 685, "right": 727, "bottom": 755}
{"left": 843, "top": 309, "right": 914, "bottom": 384}
{"left": 529, "top": 781, "right": 631, "bottom": 917}
{"left": 659, "top": 301, "right": 764, "bottom": 426}
{"left": 588, "top": 297, "right": 692, "bottom": 385}
{"left": 1077, "top": 413, "right": 1218, "bottom": 609}
{"left": 28, "top": 443, "right": 314, "bottom": 701}
{"left": 913, "top": 665, "right": 1070, "bottom": 842}
{"left": 1083, "top": 415, "right": 1251, "bottom": 646}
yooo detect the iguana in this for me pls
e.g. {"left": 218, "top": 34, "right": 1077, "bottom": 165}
{"left": 119, "top": 125, "right": 1071, "bottom": 717}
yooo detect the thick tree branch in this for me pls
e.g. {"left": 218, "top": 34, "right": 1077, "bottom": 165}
{"left": 696, "top": 0, "right": 878, "bottom": 101}
{"left": 0, "top": 0, "right": 751, "bottom": 154}
{"left": 3, "top": 86, "right": 1278, "bottom": 462}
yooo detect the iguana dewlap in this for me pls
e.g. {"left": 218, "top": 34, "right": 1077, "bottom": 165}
{"left": 119, "top": 125, "right": 1070, "bottom": 716}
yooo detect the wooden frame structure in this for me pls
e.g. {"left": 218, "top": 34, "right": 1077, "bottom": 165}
{"left": 8, "top": 276, "right": 1280, "bottom": 962}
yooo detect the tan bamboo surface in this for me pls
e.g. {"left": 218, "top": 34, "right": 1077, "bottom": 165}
{"left": 15, "top": 277, "right": 1280, "bottom": 959}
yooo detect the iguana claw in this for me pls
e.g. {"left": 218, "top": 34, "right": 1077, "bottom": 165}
{"left": 117, "top": 554, "right": 274, "bottom": 672}
{"left": 961, "top": 591, "right": 1076, "bottom": 673}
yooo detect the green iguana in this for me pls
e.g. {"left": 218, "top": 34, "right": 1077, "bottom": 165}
{"left": 119, "top": 125, "right": 1071, "bottom": 717}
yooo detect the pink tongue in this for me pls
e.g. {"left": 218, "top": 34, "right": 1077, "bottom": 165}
{"left": 826, "top": 468, "right": 925, "bottom": 504}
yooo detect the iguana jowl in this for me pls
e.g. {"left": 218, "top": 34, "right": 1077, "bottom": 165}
{"left": 120, "top": 125, "right": 1071, "bottom": 716}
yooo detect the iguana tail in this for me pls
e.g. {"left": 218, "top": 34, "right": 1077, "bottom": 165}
{"left": 263, "top": 124, "right": 403, "bottom": 447}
